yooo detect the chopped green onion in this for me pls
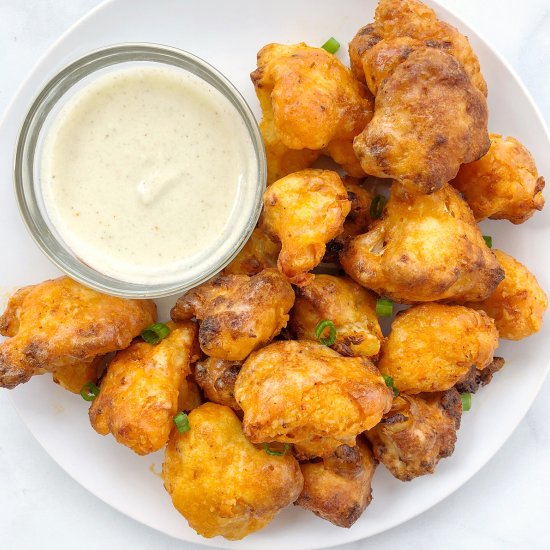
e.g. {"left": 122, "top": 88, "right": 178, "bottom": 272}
{"left": 80, "top": 381, "right": 100, "bottom": 401}
{"left": 321, "top": 37, "right": 340, "bottom": 54}
{"left": 383, "top": 375, "right": 399, "bottom": 397}
{"left": 483, "top": 235, "right": 492, "bottom": 248}
{"left": 370, "top": 194, "right": 387, "bottom": 220}
{"left": 461, "top": 392, "right": 472, "bottom": 412}
{"left": 263, "top": 443, "right": 291, "bottom": 456}
{"left": 173, "top": 411, "right": 190, "bottom": 433}
{"left": 315, "top": 319, "right": 337, "bottom": 346}
{"left": 141, "top": 322, "right": 171, "bottom": 344}
{"left": 376, "top": 298, "right": 393, "bottom": 317}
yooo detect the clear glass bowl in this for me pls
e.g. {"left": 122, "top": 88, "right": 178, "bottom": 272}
{"left": 14, "top": 43, "right": 266, "bottom": 298}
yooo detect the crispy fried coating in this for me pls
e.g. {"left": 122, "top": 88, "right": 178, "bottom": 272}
{"left": 261, "top": 169, "right": 351, "bottom": 285}
{"left": 379, "top": 304, "right": 498, "bottom": 394}
{"left": 162, "top": 403, "right": 303, "bottom": 540}
{"left": 89, "top": 321, "right": 198, "bottom": 455}
{"left": 234, "top": 340, "right": 393, "bottom": 444}
{"left": 193, "top": 357, "right": 242, "bottom": 411}
{"left": 451, "top": 134, "right": 545, "bottom": 224}
{"left": 464, "top": 250, "right": 548, "bottom": 340}
{"left": 455, "top": 356, "right": 505, "bottom": 394}
{"left": 0, "top": 277, "right": 156, "bottom": 389}
{"left": 353, "top": 48, "right": 489, "bottom": 194}
{"left": 52, "top": 356, "right": 103, "bottom": 394}
{"left": 171, "top": 268, "right": 294, "bottom": 361}
{"left": 224, "top": 228, "right": 281, "bottom": 277}
{"left": 296, "top": 440, "right": 376, "bottom": 528}
{"left": 251, "top": 43, "right": 373, "bottom": 151}
{"left": 293, "top": 436, "right": 358, "bottom": 461}
{"left": 351, "top": 0, "right": 486, "bottom": 95}
{"left": 290, "top": 275, "right": 383, "bottom": 358}
{"left": 367, "top": 389, "right": 462, "bottom": 481}
{"left": 340, "top": 184, "right": 504, "bottom": 303}
{"left": 178, "top": 376, "right": 203, "bottom": 412}
{"left": 323, "top": 139, "right": 366, "bottom": 178}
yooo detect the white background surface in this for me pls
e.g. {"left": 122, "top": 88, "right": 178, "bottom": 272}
{"left": 0, "top": 1, "right": 549, "bottom": 549}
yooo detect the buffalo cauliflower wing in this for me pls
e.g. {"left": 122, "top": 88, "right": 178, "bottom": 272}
{"left": 340, "top": 184, "right": 504, "bottom": 303}
{"left": 162, "top": 403, "right": 303, "bottom": 540}
{"left": 367, "top": 389, "right": 462, "bottom": 481}
{"left": 171, "top": 268, "right": 294, "bottom": 361}
{"left": 464, "top": 250, "right": 548, "bottom": 340}
{"left": 89, "top": 321, "right": 199, "bottom": 455}
{"left": 261, "top": 169, "right": 351, "bottom": 285}
{"left": 0, "top": 277, "right": 156, "bottom": 389}
{"left": 451, "top": 134, "right": 545, "bottom": 224}
{"left": 289, "top": 274, "right": 383, "bottom": 358}
{"left": 378, "top": 304, "right": 498, "bottom": 394}
{"left": 234, "top": 340, "right": 393, "bottom": 445}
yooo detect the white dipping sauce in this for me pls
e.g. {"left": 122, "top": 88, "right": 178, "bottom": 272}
{"left": 41, "top": 65, "right": 257, "bottom": 284}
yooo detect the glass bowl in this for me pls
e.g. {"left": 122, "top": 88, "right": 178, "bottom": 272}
{"left": 14, "top": 43, "right": 266, "bottom": 298}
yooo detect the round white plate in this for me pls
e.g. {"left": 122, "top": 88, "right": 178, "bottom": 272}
{"left": 1, "top": 1, "right": 549, "bottom": 549}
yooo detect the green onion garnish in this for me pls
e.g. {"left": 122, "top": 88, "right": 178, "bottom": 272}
{"left": 80, "top": 381, "right": 100, "bottom": 401}
{"left": 141, "top": 322, "right": 171, "bottom": 344}
{"left": 483, "top": 235, "right": 492, "bottom": 248}
{"left": 370, "top": 194, "right": 387, "bottom": 220}
{"left": 321, "top": 37, "right": 340, "bottom": 54}
{"left": 173, "top": 411, "right": 191, "bottom": 433}
{"left": 461, "top": 392, "right": 472, "bottom": 412}
{"left": 315, "top": 319, "right": 337, "bottom": 346}
{"left": 383, "top": 375, "right": 399, "bottom": 397}
{"left": 376, "top": 298, "right": 393, "bottom": 317}
{"left": 263, "top": 443, "right": 291, "bottom": 456}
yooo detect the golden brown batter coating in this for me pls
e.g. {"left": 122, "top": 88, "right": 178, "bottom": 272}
{"left": 451, "top": 134, "right": 545, "bottom": 224}
{"left": 340, "top": 184, "right": 504, "bottom": 303}
{"left": 224, "top": 227, "right": 281, "bottom": 277}
{"left": 367, "top": 389, "right": 462, "bottom": 481}
{"left": 290, "top": 274, "right": 383, "bottom": 358}
{"left": 323, "top": 138, "right": 366, "bottom": 178}
{"left": 52, "top": 356, "right": 104, "bottom": 394}
{"left": 162, "top": 403, "right": 303, "bottom": 540}
{"left": 293, "top": 436, "right": 358, "bottom": 461}
{"left": 251, "top": 43, "right": 373, "bottom": 151}
{"left": 234, "top": 340, "right": 393, "bottom": 444}
{"left": 378, "top": 304, "right": 498, "bottom": 394}
{"left": 171, "top": 268, "right": 294, "bottom": 361}
{"left": 296, "top": 440, "right": 376, "bottom": 528}
{"left": 464, "top": 250, "right": 548, "bottom": 340}
{"left": 350, "top": 0, "right": 486, "bottom": 95}
{"left": 0, "top": 277, "right": 156, "bottom": 389}
{"left": 193, "top": 357, "right": 242, "bottom": 411}
{"left": 261, "top": 169, "right": 351, "bottom": 285}
{"left": 353, "top": 48, "right": 490, "bottom": 194}
{"left": 89, "top": 321, "right": 198, "bottom": 455}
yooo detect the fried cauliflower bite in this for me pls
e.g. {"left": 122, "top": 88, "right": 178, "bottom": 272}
{"left": 290, "top": 275, "right": 383, "bottom": 358}
{"left": 223, "top": 227, "right": 281, "bottom": 277}
{"left": 52, "top": 356, "right": 104, "bottom": 394}
{"left": 162, "top": 403, "right": 303, "bottom": 540}
{"left": 353, "top": 48, "right": 490, "bottom": 194}
{"left": 464, "top": 250, "right": 548, "bottom": 340}
{"left": 171, "top": 268, "right": 294, "bottom": 361}
{"left": 251, "top": 43, "right": 373, "bottom": 151}
{"left": 193, "top": 357, "right": 242, "bottom": 412}
{"left": 293, "top": 435, "right": 358, "bottom": 461}
{"left": 323, "top": 139, "right": 366, "bottom": 178}
{"left": 367, "top": 389, "right": 462, "bottom": 481}
{"left": 296, "top": 440, "right": 376, "bottom": 528}
{"left": 340, "top": 184, "right": 504, "bottom": 303}
{"left": 234, "top": 340, "right": 393, "bottom": 444}
{"left": 89, "top": 321, "right": 198, "bottom": 455}
{"left": 378, "top": 304, "right": 498, "bottom": 394}
{"left": 350, "top": 0, "right": 486, "bottom": 95}
{"left": 0, "top": 277, "right": 156, "bottom": 389}
{"left": 262, "top": 169, "right": 351, "bottom": 285}
{"left": 451, "top": 134, "right": 545, "bottom": 224}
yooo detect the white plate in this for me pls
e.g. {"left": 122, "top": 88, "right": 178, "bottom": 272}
{"left": 1, "top": 1, "right": 549, "bottom": 549}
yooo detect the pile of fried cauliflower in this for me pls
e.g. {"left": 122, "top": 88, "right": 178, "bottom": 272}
{"left": 0, "top": 0, "right": 547, "bottom": 541}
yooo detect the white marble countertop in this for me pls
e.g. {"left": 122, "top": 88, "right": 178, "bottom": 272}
{"left": 1, "top": 1, "right": 549, "bottom": 549}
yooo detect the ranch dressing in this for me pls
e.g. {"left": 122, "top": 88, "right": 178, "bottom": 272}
{"left": 41, "top": 65, "right": 256, "bottom": 285}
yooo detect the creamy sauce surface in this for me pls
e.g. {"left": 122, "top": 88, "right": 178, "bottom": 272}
{"left": 41, "top": 65, "right": 255, "bottom": 284}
